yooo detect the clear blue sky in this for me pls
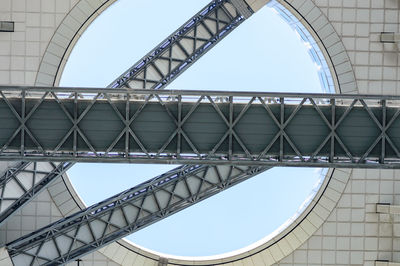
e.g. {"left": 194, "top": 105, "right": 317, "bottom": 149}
{"left": 61, "top": 0, "right": 326, "bottom": 257}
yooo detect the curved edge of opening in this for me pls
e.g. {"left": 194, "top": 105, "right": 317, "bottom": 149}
{"left": 268, "top": 1, "right": 336, "bottom": 94}
{"left": 37, "top": 0, "right": 357, "bottom": 264}
{"left": 275, "top": 0, "right": 357, "bottom": 95}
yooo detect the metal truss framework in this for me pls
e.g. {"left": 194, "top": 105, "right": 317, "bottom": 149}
{"left": 0, "top": 87, "right": 399, "bottom": 168}
{"left": 109, "top": 0, "right": 251, "bottom": 90}
{"left": 7, "top": 164, "right": 268, "bottom": 265}
{"left": 0, "top": 0, "right": 254, "bottom": 226}
{"left": 0, "top": 161, "right": 72, "bottom": 227}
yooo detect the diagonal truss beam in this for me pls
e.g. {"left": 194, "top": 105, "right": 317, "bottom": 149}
{"left": 0, "top": 0, "right": 256, "bottom": 226}
{"left": 1, "top": 87, "right": 400, "bottom": 168}
{"left": 7, "top": 164, "right": 269, "bottom": 265}
{"left": 0, "top": 161, "right": 73, "bottom": 228}
{"left": 0, "top": 162, "right": 73, "bottom": 227}
{"left": 109, "top": 0, "right": 252, "bottom": 90}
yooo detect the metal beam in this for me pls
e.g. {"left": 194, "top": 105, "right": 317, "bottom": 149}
{"left": 109, "top": 0, "right": 251, "bottom": 90}
{"left": 0, "top": 87, "right": 400, "bottom": 168}
{"left": 0, "top": 162, "right": 73, "bottom": 227}
{"left": 0, "top": 162, "right": 32, "bottom": 212}
{"left": 7, "top": 164, "right": 269, "bottom": 265}
{"left": 0, "top": 161, "right": 73, "bottom": 228}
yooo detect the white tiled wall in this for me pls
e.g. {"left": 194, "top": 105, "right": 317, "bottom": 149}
{"left": 276, "top": 170, "right": 400, "bottom": 265}
{"left": 313, "top": 0, "right": 400, "bottom": 95}
{"left": 0, "top": 0, "right": 80, "bottom": 86}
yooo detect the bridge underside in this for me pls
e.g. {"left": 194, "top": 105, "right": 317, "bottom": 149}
{"left": 0, "top": 87, "right": 399, "bottom": 168}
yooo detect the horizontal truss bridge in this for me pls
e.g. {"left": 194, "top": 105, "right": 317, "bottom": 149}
{"left": 0, "top": 86, "right": 399, "bottom": 168}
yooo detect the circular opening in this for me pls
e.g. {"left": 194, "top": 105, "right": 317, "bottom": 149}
{"left": 60, "top": 0, "right": 335, "bottom": 257}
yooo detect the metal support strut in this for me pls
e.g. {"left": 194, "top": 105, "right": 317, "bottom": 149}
{"left": 0, "top": 162, "right": 73, "bottom": 227}
{"left": 109, "top": 0, "right": 252, "bottom": 90}
{"left": 7, "top": 164, "right": 268, "bottom": 265}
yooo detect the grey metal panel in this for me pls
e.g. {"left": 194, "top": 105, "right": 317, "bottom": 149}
{"left": 7, "top": 164, "right": 269, "bottom": 265}
{"left": 0, "top": 21, "right": 14, "bottom": 32}
{"left": 0, "top": 87, "right": 399, "bottom": 168}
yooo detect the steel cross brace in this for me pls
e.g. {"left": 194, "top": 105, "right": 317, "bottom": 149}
{"left": 7, "top": 164, "right": 269, "bottom": 265}
{"left": 0, "top": 161, "right": 73, "bottom": 228}
{"left": 0, "top": 0, "right": 255, "bottom": 227}
{"left": 0, "top": 162, "right": 73, "bottom": 227}
{"left": 109, "top": 0, "right": 252, "bottom": 90}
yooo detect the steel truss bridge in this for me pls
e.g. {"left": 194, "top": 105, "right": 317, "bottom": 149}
{"left": 0, "top": 87, "right": 399, "bottom": 168}
{"left": 0, "top": 0, "right": 394, "bottom": 265}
